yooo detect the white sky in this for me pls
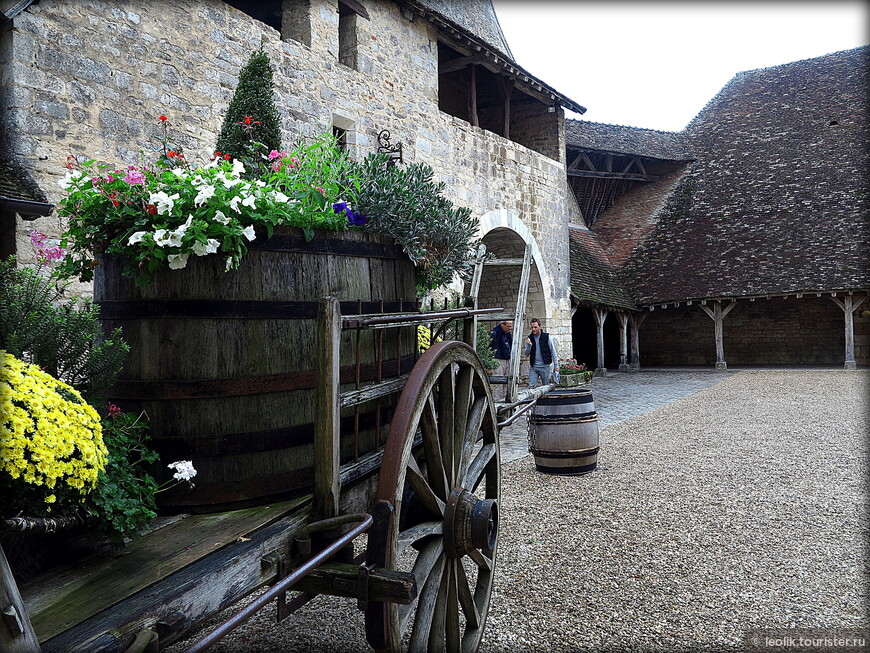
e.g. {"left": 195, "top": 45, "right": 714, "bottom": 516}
{"left": 491, "top": 1, "right": 869, "bottom": 132}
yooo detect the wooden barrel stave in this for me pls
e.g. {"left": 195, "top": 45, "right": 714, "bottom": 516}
{"left": 529, "top": 389, "right": 600, "bottom": 475}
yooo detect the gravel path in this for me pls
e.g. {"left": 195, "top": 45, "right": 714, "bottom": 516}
{"left": 168, "top": 371, "right": 868, "bottom": 652}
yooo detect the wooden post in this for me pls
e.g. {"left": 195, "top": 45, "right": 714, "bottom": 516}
{"left": 314, "top": 297, "right": 341, "bottom": 521}
{"left": 1, "top": 543, "right": 40, "bottom": 653}
{"left": 830, "top": 294, "right": 866, "bottom": 370}
{"left": 469, "top": 64, "right": 479, "bottom": 127}
{"left": 591, "top": 308, "right": 608, "bottom": 376}
{"left": 616, "top": 312, "right": 629, "bottom": 372}
{"left": 629, "top": 312, "right": 647, "bottom": 371}
{"left": 506, "top": 245, "right": 532, "bottom": 402}
{"left": 700, "top": 300, "right": 736, "bottom": 370}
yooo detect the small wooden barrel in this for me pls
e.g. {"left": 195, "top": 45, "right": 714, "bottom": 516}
{"left": 528, "top": 388, "right": 599, "bottom": 475}
{"left": 96, "top": 228, "right": 417, "bottom": 512}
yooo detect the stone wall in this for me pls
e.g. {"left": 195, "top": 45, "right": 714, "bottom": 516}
{"left": 639, "top": 296, "right": 868, "bottom": 367}
{"left": 4, "top": 0, "right": 579, "bottom": 335}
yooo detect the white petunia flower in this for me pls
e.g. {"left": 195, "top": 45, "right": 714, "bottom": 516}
{"left": 225, "top": 256, "right": 234, "bottom": 272}
{"left": 231, "top": 159, "right": 245, "bottom": 176}
{"left": 58, "top": 170, "right": 85, "bottom": 190}
{"left": 149, "top": 191, "right": 180, "bottom": 215}
{"left": 127, "top": 231, "right": 147, "bottom": 245}
{"left": 153, "top": 229, "right": 170, "bottom": 247}
{"left": 273, "top": 191, "right": 290, "bottom": 203}
{"left": 221, "top": 175, "right": 244, "bottom": 188}
{"left": 229, "top": 195, "right": 242, "bottom": 213}
{"left": 241, "top": 225, "right": 256, "bottom": 241}
{"left": 213, "top": 210, "right": 231, "bottom": 225}
{"left": 168, "top": 460, "right": 197, "bottom": 481}
{"left": 241, "top": 194, "right": 256, "bottom": 209}
{"left": 254, "top": 180, "right": 266, "bottom": 187}
{"left": 194, "top": 184, "right": 215, "bottom": 206}
{"left": 191, "top": 238, "right": 220, "bottom": 256}
{"left": 167, "top": 252, "right": 190, "bottom": 270}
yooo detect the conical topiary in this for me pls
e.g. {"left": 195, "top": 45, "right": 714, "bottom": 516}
{"left": 215, "top": 49, "right": 282, "bottom": 161}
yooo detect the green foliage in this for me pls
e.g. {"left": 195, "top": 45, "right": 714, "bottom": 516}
{"left": 418, "top": 295, "right": 497, "bottom": 373}
{"left": 215, "top": 50, "right": 282, "bottom": 163}
{"left": 86, "top": 409, "right": 159, "bottom": 543}
{"left": 352, "top": 154, "right": 481, "bottom": 294}
{"left": 0, "top": 259, "right": 128, "bottom": 400}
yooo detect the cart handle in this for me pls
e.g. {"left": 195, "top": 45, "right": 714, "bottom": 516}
{"left": 184, "top": 512, "right": 372, "bottom": 653}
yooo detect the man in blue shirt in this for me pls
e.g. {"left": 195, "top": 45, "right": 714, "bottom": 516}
{"left": 489, "top": 320, "right": 513, "bottom": 400}
{"left": 524, "top": 318, "right": 558, "bottom": 388}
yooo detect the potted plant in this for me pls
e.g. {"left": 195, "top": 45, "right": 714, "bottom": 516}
{"left": 557, "top": 358, "right": 593, "bottom": 387}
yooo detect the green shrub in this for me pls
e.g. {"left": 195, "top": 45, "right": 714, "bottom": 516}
{"left": 214, "top": 49, "right": 282, "bottom": 164}
{"left": 0, "top": 259, "right": 128, "bottom": 400}
{"left": 354, "top": 154, "right": 481, "bottom": 293}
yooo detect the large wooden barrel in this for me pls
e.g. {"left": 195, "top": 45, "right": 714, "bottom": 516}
{"left": 528, "top": 388, "right": 599, "bottom": 475}
{"left": 95, "top": 228, "right": 417, "bottom": 512}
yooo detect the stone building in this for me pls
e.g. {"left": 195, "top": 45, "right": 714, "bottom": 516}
{"left": 1, "top": 2, "right": 867, "bottom": 369}
{"left": 567, "top": 47, "right": 869, "bottom": 370}
{"left": 1, "top": 0, "right": 585, "bottom": 346}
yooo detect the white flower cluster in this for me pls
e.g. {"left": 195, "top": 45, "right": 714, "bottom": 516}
{"left": 167, "top": 460, "right": 197, "bottom": 482}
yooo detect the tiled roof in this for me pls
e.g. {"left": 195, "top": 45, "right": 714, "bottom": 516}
{"left": 568, "top": 227, "right": 637, "bottom": 311}
{"left": 0, "top": 148, "right": 48, "bottom": 204}
{"left": 416, "top": 0, "right": 512, "bottom": 58}
{"left": 565, "top": 120, "right": 693, "bottom": 160}
{"left": 612, "top": 47, "right": 870, "bottom": 304}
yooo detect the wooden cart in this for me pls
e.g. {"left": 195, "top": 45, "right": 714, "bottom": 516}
{"left": 2, "top": 297, "right": 515, "bottom": 653}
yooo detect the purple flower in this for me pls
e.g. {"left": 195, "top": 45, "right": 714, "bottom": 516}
{"left": 347, "top": 211, "right": 366, "bottom": 226}
{"left": 332, "top": 201, "right": 349, "bottom": 214}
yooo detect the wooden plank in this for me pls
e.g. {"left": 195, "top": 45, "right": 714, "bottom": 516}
{"left": 1, "top": 543, "right": 41, "bottom": 653}
{"left": 506, "top": 245, "right": 532, "bottom": 403}
{"left": 340, "top": 375, "right": 408, "bottom": 408}
{"left": 22, "top": 498, "right": 307, "bottom": 643}
{"left": 438, "top": 54, "right": 487, "bottom": 74}
{"left": 567, "top": 169, "right": 659, "bottom": 182}
{"left": 293, "top": 562, "right": 416, "bottom": 604}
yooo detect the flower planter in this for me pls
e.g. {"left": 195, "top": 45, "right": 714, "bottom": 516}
{"left": 557, "top": 373, "right": 586, "bottom": 387}
{"left": 95, "top": 227, "right": 417, "bottom": 513}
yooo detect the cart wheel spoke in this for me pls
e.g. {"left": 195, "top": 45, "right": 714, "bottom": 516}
{"left": 407, "top": 549, "right": 446, "bottom": 649}
{"left": 455, "top": 559, "right": 481, "bottom": 630}
{"left": 464, "top": 443, "right": 495, "bottom": 494}
{"left": 457, "top": 396, "right": 486, "bottom": 486}
{"left": 445, "top": 560, "right": 461, "bottom": 653}
{"left": 407, "top": 456, "right": 446, "bottom": 518}
{"left": 467, "top": 548, "right": 493, "bottom": 572}
{"left": 422, "top": 394, "right": 449, "bottom": 500}
{"left": 366, "top": 341, "right": 500, "bottom": 653}
{"left": 438, "top": 365, "right": 456, "bottom": 485}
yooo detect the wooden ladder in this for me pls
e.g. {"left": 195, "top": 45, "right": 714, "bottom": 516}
{"left": 468, "top": 243, "right": 532, "bottom": 405}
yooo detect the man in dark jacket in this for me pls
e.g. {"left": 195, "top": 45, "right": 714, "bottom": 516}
{"left": 523, "top": 317, "right": 558, "bottom": 388}
{"left": 489, "top": 320, "right": 513, "bottom": 400}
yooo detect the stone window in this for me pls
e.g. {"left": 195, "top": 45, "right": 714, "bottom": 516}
{"left": 223, "top": 0, "right": 283, "bottom": 32}
{"left": 338, "top": 0, "right": 361, "bottom": 70}
{"left": 331, "top": 114, "right": 356, "bottom": 157}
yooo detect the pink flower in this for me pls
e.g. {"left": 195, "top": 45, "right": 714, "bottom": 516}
{"left": 123, "top": 169, "right": 146, "bottom": 184}
{"left": 107, "top": 403, "right": 123, "bottom": 420}
{"left": 268, "top": 149, "right": 282, "bottom": 160}
{"left": 29, "top": 230, "right": 48, "bottom": 247}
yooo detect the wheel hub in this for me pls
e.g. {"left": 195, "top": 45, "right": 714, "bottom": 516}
{"left": 443, "top": 487, "right": 498, "bottom": 558}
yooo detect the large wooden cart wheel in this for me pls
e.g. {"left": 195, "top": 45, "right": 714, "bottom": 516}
{"left": 366, "top": 341, "right": 501, "bottom": 652}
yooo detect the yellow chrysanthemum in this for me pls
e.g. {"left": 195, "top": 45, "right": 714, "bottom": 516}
{"left": 1, "top": 351, "right": 107, "bottom": 509}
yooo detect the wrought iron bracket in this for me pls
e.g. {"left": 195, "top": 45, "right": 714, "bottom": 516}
{"left": 377, "top": 130, "right": 403, "bottom": 167}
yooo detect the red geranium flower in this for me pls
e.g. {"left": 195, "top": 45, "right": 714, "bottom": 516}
{"left": 159, "top": 115, "right": 168, "bottom": 122}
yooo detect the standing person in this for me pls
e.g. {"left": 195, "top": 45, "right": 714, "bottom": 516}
{"left": 524, "top": 318, "right": 558, "bottom": 388}
{"left": 489, "top": 320, "right": 513, "bottom": 400}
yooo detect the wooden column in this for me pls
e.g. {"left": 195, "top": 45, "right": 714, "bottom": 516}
{"left": 616, "top": 312, "right": 630, "bottom": 372}
{"left": 497, "top": 76, "right": 513, "bottom": 139}
{"left": 830, "top": 294, "right": 867, "bottom": 370}
{"left": 699, "top": 300, "right": 736, "bottom": 370}
{"left": 591, "top": 308, "right": 609, "bottom": 376}
{"left": 313, "top": 297, "right": 341, "bottom": 520}
{"left": 629, "top": 312, "right": 647, "bottom": 371}
{"left": 1, "top": 543, "right": 40, "bottom": 653}
{"left": 468, "top": 64, "right": 479, "bottom": 127}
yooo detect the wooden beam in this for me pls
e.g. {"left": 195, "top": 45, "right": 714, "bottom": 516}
{"left": 629, "top": 312, "right": 648, "bottom": 371}
{"left": 1, "top": 543, "right": 40, "bottom": 653}
{"left": 439, "top": 54, "right": 488, "bottom": 74}
{"left": 567, "top": 169, "right": 660, "bottom": 182}
{"left": 338, "top": 0, "right": 370, "bottom": 20}
{"left": 591, "top": 308, "right": 609, "bottom": 374}
{"left": 699, "top": 300, "right": 736, "bottom": 369}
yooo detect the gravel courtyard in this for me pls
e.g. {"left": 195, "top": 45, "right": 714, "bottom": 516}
{"left": 170, "top": 370, "right": 869, "bottom": 652}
